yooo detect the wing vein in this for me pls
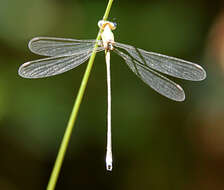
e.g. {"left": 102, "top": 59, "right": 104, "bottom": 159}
{"left": 114, "top": 48, "right": 185, "bottom": 101}
{"left": 114, "top": 42, "right": 206, "bottom": 81}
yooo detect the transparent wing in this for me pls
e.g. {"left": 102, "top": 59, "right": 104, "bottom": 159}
{"left": 114, "top": 42, "right": 206, "bottom": 81}
{"left": 28, "top": 37, "right": 97, "bottom": 57}
{"left": 114, "top": 49, "right": 185, "bottom": 101}
{"left": 19, "top": 47, "right": 104, "bottom": 78}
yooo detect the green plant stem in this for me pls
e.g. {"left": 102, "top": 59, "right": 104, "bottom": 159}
{"left": 46, "top": 0, "right": 114, "bottom": 189}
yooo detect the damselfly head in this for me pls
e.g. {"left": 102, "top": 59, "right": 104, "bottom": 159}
{"left": 98, "top": 20, "right": 117, "bottom": 30}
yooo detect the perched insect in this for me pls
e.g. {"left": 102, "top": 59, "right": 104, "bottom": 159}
{"left": 18, "top": 20, "right": 207, "bottom": 171}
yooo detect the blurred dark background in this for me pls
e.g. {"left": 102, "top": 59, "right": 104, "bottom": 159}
{"left": 1, "top": 0, "right": 224, "bottom": 189}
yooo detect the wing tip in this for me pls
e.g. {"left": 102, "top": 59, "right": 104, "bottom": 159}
{"left": 18, "top": 62, "right": 38, "bottom": 79}
{"left": 175, "top": 94, "right": 185, "bottom": 102}
{"left": 28, "top": 36, "right": 57, "bottom": 53}
{"left": 18, "top": 63, "right": 29, "bottom": 78}
{"left": 200, "top": 68, "right": 207, "bottom": 81}
{"left": 173, "top": 84, "right": 185, "bottom": 102}
{"left": 194, "top": 64, "right": 207, "bottom": 81}
{"left": 28, "top": 37, "right": 45, "bottom": 52}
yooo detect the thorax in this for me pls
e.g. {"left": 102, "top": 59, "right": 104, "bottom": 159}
{"left": 101, "top": 24, "right": 115, "bottom": 50}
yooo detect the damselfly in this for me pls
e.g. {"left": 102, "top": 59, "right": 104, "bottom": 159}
{"left": 18, "top": 20, "right": 207, "bottom": 171}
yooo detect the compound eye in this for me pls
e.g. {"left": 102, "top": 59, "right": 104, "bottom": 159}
{"left": 111, "top": 22, "right": 117, "bottom": 30}
{"left": 98, "top": 20, "right": 104, "bottom": 29}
